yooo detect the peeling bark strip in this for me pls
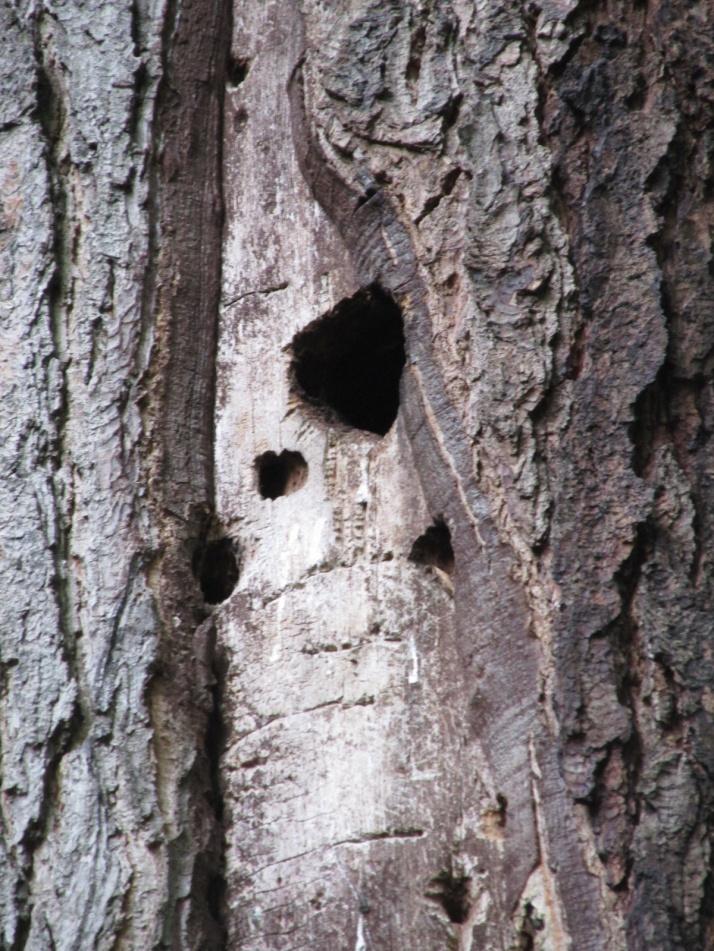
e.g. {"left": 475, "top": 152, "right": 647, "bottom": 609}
{"left": 1, "top": 1, "right": 713, "bottom": 950}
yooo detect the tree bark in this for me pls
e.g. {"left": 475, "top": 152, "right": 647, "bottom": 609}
{"left": 1, "top": 1, "right": 713, "bottom": 949}
{"left": 0, "top": 0, "right": 229, "bottom": 946}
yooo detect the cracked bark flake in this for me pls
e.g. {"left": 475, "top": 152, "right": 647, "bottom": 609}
{"left": 1, "top": 0, "right": 714, "bottom": 950}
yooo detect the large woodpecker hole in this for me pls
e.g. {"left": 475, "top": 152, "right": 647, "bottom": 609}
{"left": 290, "top": 284, "right": 406, "bottom": 436}
{"left": 193, "top": 538, "right": 239, "bottom": 604}
{"left": 409, "top": 518, "right": 454, "bottom": 575}
{"left": 255, "top": 449, "right": 308, "bottom": 500}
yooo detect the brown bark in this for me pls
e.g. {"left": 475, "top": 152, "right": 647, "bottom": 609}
{"left": 542, "top": 5, "right": 714, "bottom": 946}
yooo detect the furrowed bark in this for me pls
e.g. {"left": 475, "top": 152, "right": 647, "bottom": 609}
{"left": 1, "top": 1, "right": 712, "bottom": 949}
{"left": 0, "top": 0, "right": 227, "bottom": 947}
{"left": 542, "top": 4, "right": 714, "bottom": 947}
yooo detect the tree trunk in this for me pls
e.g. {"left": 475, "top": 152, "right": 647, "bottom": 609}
{"left": 1, "top": 1, "right": 712, "bottom": 949}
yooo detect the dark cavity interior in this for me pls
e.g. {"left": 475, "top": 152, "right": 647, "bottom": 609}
{"left": 409, "top": 518, "right": 454, "bottom": 575}
{"left": 226, "top": 55, "right": 249, "bottom": 88}
{"left": 193, "top": 537, "right": 239, "bottom": 604}
{"left": 290, "top": 284, "right": 406, "bottom": 436}
{"left": 255, "top": 449, "right": 308, "bottom": 500}
{"left": 426, "top": 872, "right": 471, "bottom": 924}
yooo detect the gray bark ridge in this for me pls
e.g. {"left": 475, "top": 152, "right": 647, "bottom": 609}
{"left": 0, "top": 0, "right": 228, "bottom": 947}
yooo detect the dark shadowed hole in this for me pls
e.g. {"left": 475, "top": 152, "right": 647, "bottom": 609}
{"left": 355, "top": 185, "right": 378, "bottom": 208}
{"left": 290, "top": 284, "right": 406, "bottom": 436}
{"left": 255, "top": 449, "right": 308, "bottom": 500}
{"left": 426, "top": 872, "right": 471, "bottom": 924}
{"left": 518, "top": 901, "right": 545, "bottom": 950}
{"left": 409, "top": 518, "right": 454, "bottom": 574}
{"left": 193, "top": 538, "right": 239, "bottom": 604}
{"left": 227, "top": 55, "right": 249, "bottom": 88}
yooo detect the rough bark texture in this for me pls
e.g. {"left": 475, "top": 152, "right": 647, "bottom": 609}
{"left": 1, "top": 1, "right": 713, "bottom": 949}
{"left": 0, "top": 0, "right": 228, "bottom": 946}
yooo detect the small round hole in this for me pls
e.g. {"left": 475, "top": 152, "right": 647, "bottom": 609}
{"left": 409, "top": 518, "right": 454, "bottom": 575}
{"left": 255, "top": 450, "right": 308, "bottom": 500}
{"left": 425, "top": 871, "right": 471, "bottom": 924}
{"left": 192, "top": 538, "right": 239, "bottom": 604}
{"left": 227, "top": 55, "right": 250, "bottom": 88}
